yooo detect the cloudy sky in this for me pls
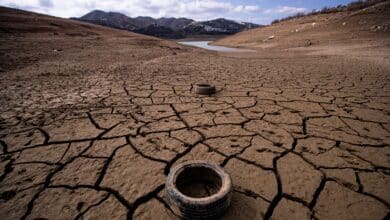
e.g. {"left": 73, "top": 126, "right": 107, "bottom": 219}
{"left": 0, "top": 0, "right": 357, "bottom": 24}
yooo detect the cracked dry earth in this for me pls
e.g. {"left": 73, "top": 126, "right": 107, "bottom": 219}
{"left": 1, "top": 21, "right": 390, "bottom": 220}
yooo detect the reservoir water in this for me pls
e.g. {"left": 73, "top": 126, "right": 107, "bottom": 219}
{"left": 178, "top": 41, "right": 254, "bottom": 52}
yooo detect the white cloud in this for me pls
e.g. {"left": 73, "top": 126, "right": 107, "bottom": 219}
{"left": 39, "top": 0, "right": 53, "bottom": 7}
{"left": 0, "top": 0, "right": 311, "bottom": 24}
{"left": 0, "top": 0, "right": 261, "bottom": 20}
{"left": 234, "top": 5, "right": 260, "bottom": 13}
{"left": 264, "top": 6, "right": 307, "bottom": 15}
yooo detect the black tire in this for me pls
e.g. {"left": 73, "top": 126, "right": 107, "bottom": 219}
{"left": 195, "top": 84, "right": 216, "bottom": 95}
{"left": 166, "top": 161, "right": 233, "bottom": 219}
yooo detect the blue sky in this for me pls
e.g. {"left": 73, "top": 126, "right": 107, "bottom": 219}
{"left": 0, "top": 0, "right": 358, "bottom": 24}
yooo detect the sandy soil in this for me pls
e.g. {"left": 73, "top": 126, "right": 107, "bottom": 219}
{"left": 0, "top": 6, "right": 389, "bottom": 220}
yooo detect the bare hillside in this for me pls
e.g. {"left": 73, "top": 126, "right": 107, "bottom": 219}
{"left": 215, "top": 1, "right": 390, "bottom": 51}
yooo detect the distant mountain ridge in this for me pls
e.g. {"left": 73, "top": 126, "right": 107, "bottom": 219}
{"left": 73, "top": 10, "right": 261, "bottom": 38}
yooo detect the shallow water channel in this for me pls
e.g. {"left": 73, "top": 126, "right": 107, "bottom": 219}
{"left": 178, "top": 41, "right": 254, "bottom": 52}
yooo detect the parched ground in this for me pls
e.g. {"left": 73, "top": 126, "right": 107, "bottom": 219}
{"left": 0, "top": 6, "right": 389, "bottom": 220}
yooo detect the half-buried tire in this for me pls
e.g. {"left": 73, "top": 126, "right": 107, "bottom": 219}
{"left": 195, "top": 84, "right": 216, "bottom": 95}
{"left": 166, "top": 161, "right": 233, "bottom": 219}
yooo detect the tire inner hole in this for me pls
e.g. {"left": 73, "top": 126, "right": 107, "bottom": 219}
{"left": 176, "top": 166, "right": 222, "bottom": 198}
